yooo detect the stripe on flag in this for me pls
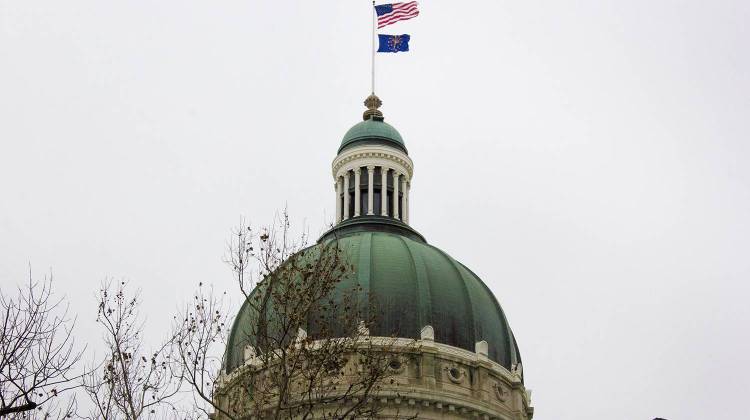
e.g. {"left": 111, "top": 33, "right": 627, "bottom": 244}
{"left": 375, "top": 1, "right": 419, "bottom": 29}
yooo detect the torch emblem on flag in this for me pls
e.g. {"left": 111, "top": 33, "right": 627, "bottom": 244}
{"left": 377, "top": 34, "right": 410, "bottom": 53}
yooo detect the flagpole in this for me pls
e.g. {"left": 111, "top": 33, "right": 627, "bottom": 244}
{"left": 371, "top": 0, "right": 376, "bottom": 94}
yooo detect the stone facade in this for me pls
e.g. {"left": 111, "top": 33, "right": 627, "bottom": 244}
{"left": 214, "top": 327, "right": 533, "bottom": 420}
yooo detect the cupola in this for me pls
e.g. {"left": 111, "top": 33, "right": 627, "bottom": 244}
{"left": 332, "top": 95, "right": 414, "bottom": 225}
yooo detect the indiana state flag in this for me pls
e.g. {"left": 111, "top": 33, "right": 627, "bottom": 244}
{"left": 377, "top": 34, "right": 411, "bottom": 53}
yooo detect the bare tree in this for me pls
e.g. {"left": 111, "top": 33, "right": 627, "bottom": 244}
{"left": 80, "top": 280, "right": 181, "bottom": 420}
{"left": 172, "top": 212, "right": 415, "bottom": 419}
{"left": 0, "top": 272, "right": 82, "bottom": 418}
{"left": 170, "top": 284, "right": 229, "bottom": 419}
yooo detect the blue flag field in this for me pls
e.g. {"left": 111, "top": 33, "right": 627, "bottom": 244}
{"left": 377, "top": 34, "right": 411, "bottom": 53}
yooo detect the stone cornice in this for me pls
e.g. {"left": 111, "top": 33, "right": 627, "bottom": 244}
{"left": 332, "top": 145, "right": 414, "bottom": 179}
{"left": 215, "top": 335, "right": 533, "bottom": 419}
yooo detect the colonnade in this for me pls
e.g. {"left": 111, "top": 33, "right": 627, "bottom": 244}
{"left": 334, "top": 165, "right": 410, "bottom": 224}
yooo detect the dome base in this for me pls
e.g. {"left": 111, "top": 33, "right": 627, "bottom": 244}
{"left": 214, "top": 335, "right": 533, "bottom": 419}
{"left": 319, "top": 215, "right": 425, "bottom": 243}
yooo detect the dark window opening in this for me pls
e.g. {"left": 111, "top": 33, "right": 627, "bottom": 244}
{"left": 374, "top": 167, "right": 382, "bottom": 187}
{"left": 387, "top": 190, "right": 393, "bottom": 217}
{"left": 348, "top": 191, "right": 355, "bottom": 217}
{"left": 359, "top": 167, "right": 367, "bottom": 187}
{"left": 360, "top": 167, "right": 369, "bottom": 215}
{"left": 373, "top": 190, "right": 382, "bottom": 215}
{"left": 347, "top": 171, "right": 355, "bottom": 193}
{"left": 361, "top": 190, "right": 368, "bottom": 215}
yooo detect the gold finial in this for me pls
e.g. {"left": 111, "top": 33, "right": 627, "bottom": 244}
{"left": 363, "top": 94, "right": 384, "bottom": 121}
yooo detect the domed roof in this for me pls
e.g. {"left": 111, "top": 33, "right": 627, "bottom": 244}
{"left": 224, "top": 222, "right": 522, "bottom": 376}
{"left": 339, "top": 118, "right": 407, "bottom": 154}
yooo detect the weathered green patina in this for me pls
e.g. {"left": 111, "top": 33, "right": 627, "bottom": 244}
{"left": 224, "top": 222, "right": 522, "bottom": 376}
{"left": 338, "top": 117, "right": 407, "bottom": 154}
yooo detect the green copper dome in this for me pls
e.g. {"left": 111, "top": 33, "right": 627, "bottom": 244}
{"left": 224, "top": 222, "right": 522, "bottom": 376}
{"left": 339, "top": 118, "right": 407, "bottom": 154}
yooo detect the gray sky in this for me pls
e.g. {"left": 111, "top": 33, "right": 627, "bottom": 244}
{"left": 2, "top": 1, "right": 749, "bottom": 418}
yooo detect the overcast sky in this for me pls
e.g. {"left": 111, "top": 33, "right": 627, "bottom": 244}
{"left": 2, "top": 1, "right": 749, "bottom": 419}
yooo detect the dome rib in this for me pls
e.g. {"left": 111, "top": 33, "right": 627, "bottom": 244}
{"left": 369, "top": 233, "right": 419, "bottom": 338}
{"left": 457, "top": 261, "right": 516, "bottom": 369}
{"left": 396, "top": 235, "right": 432, "bottom": 332}
{"left": 429, "top": 246, "right": 478, "bottom": 348}
{"left": 356, "top": 232, "right": 373, "bottom": 303}
{"left": 225, "top": 230, "right": 522, "bottom": 373}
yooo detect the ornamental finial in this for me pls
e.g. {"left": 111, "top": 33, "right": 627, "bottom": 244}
{"left": 363, "top": 94, "right": 384, "bottom": 121}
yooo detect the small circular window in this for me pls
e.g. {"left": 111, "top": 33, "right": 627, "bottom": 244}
{"left": 447, "top": 367, "right": 463, "bottom": 383}
{"left": 387, "top": 357, "right": 406, "bottom": 374}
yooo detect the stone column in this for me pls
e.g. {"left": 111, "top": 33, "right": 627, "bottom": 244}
{"left": 405, "top": 181, "right": 411, "bottom": 224}
{"left": 335, "top": 178, "right": 342, "bottom": 223}
{"left": 401, "top": 177, "right": 408, "bottom": 224}
{"left": 343, "top": 171, "right": 350, "bottom": 220}
{"left": 393, "top": 172, "right": 400, "bottom": 220}
{"left": 367, "top": 166, "right": 375, "bottom": 215}
{"left": 354, "top": 168, "right": 361, "bottom": 217}
{"left": 380, "top": 167, "right": 388, "bottom": 216}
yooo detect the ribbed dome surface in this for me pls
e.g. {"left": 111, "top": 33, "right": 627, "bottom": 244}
{"left": 224, "top": 227, "right": 522, "bottom": 375}
{"left": 339, "top": 118, "right": 406, "bottom": 153}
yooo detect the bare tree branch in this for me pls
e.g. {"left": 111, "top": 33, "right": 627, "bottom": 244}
{"left": 0, "top": 271, "right": 83, "bottom": 418}
{"left": 173, "top": 210, "right": 416, "bottom": 420}
{"left": 80, "top": 280, "right": 181, "bottom": 420}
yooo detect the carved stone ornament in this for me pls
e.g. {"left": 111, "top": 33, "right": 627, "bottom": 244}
{"left": 445, "top": 363, "right": 466, "bottom": 384}
{"left": 511, "top": 362, "right": 523, "bottom": 379}
{"left": 493, "top": 382, "right": 510, "bottom": 402}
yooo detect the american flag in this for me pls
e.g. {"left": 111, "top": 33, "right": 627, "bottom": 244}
{"left": 375, "top": 2, "right": 420, "bottom": 29}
